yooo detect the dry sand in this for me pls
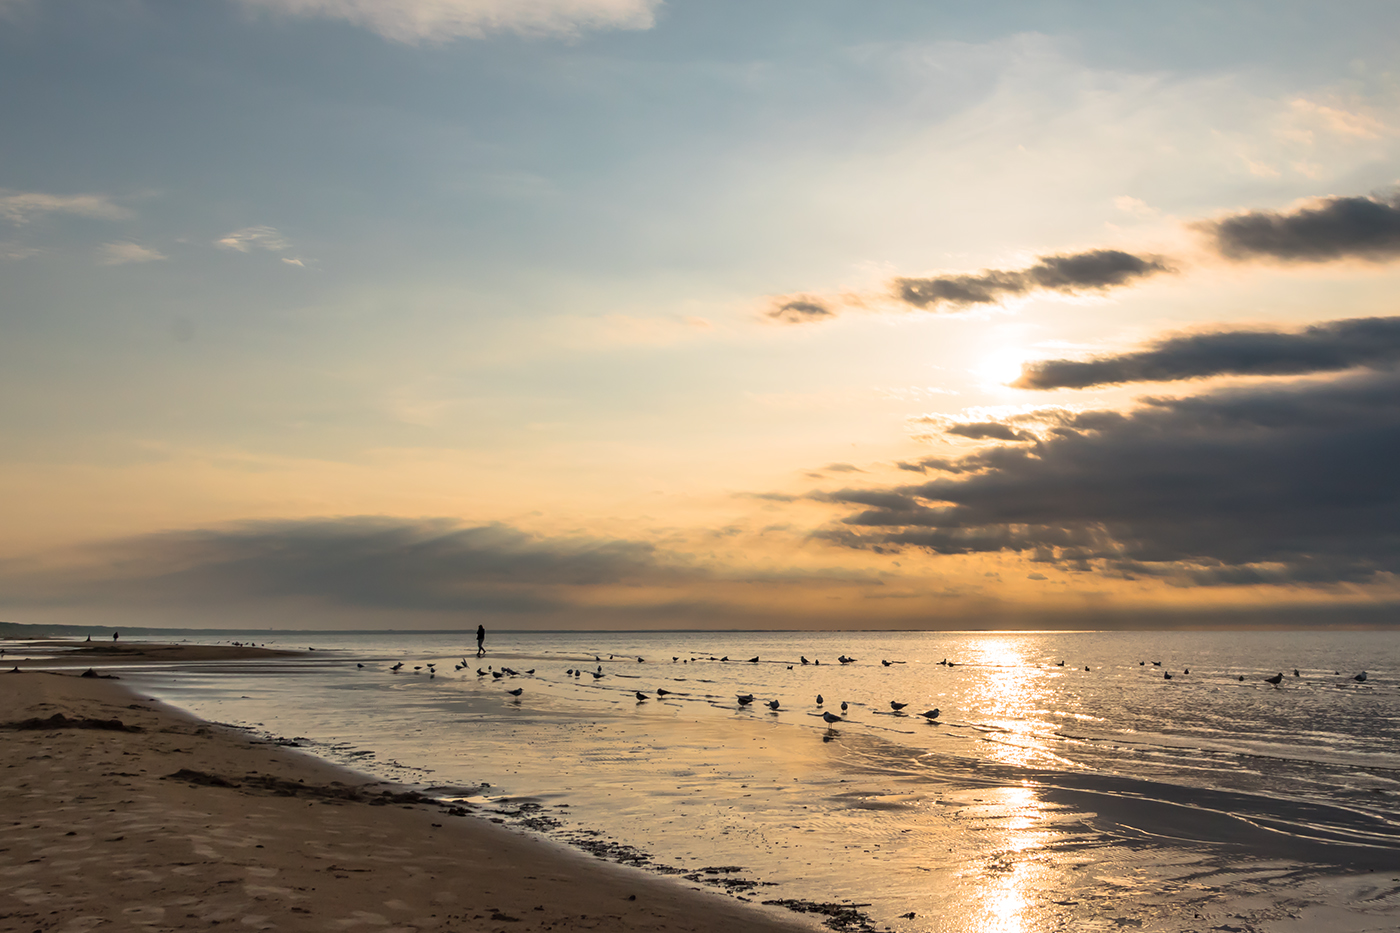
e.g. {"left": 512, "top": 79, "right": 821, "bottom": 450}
{"left": 0, "top": 655, "right": 818, "bottom": 933}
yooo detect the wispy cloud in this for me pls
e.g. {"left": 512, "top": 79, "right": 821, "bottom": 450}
{"left": 0, "top": 190, "right": 129, "bottom": 225}
{"left": 1199, "top": 192, "right": 1400, "bottom": 262}
{"left": 0, "top": 241, "right": 38, "bottom": 260}
{"left": 98, "top": 241, "right": 167, "bottom": 266}
{"left": 216, "top": 225, "right": 293, "bottom": 253}
{"left": 236, "top": 0, "right": 660, "bottom": 43}
{"left": 216, "top": 225, "right": 309, "bottom": 266}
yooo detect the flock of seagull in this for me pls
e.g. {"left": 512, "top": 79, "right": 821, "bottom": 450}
{"left": 364, "top": 652, "right": 1375, "bottom": 728}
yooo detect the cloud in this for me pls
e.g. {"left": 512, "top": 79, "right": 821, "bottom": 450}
{"left": 0, "top": 241, "right": 38, "bottom": 260}
{"left": 1200, "top": 192, "right": 1400, "bottom": 262}
{"left": 217, "top": 225, "right": 293, "bottom": 253}
{"left": 1014, "top": 316, "right": 1400, "bottom": 390}
{"left": 98, "top": 241, "right": 167, "bottom": 266}
{"left": 943, "top": 420, "right": 1037, "bottom": 441}
{"left": 818, "top": 371, "right": 1400, "bottom": 586}
{"left": 236, "top": 0, "right": 660, "bottom": 43}
{"left": 0, "top": 518, "right": 699, "bottom": 614}
{"left": 893, "top": 250, "right": 1173, "bottom": 311}
{"left": 767, "top": 296, "right": 834, "bottom": 323}
{"left": 0, "top": 190, "right": 129, "bottom": 225}
{"left": 769, "top": 249, "right": 1172, "bottom": 325}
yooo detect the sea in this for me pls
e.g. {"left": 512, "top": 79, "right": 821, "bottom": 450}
{"left": 18, "top": 629, "right": 1400, "bottom": 933}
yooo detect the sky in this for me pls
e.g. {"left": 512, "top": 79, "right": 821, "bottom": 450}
{"left": 3, "top": 0, "right": 1400, "bottom": 631}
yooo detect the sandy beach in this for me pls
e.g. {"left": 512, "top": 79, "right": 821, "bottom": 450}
{"left": 0, "top": 647, "right": 818, "bottom": 933}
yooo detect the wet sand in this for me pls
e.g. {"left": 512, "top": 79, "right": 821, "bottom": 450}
{"left": 3, "top": 640, "right": 304, "bottom": 666}
{"left": 0, "top": 657, "right": 817, "bottom": 933}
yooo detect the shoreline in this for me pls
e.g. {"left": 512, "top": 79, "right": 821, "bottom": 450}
{"left": 0, "top": 652, "right": 820, "bottom": 933}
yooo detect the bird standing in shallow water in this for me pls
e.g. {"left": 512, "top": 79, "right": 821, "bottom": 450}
{"left": 840, "top": 701, "right": 848, "bottom": 714}
{"left": 920, "top": 709, "right": 940, "bottom": 721}
{"left": 822, "top": 711, "right": 841, "bottom": 725}
{"left": 1265, "top": 672, "right": 1283, "bottom": 685}
{"left": 816, "top": 694, "right": 823, "bottom": 706}
{"left": 767, "top": 700, "right": 780, "bottom": 711}
{"left": 635, "top": 691, "right": 649, "bottom": 701}
{"left": 508, "top": 687, "right": 523, "bottom": 697}
{"left": 737, "top": 694, "right": 754, "bottom": 705}
{"left": 890, "top": 701, "right": 908, "bottom": 712}
{"left": 1354, "top": 671, "right": 1368, "bottom": 683}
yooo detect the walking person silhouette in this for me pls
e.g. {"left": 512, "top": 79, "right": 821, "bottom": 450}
{"left": 476, "top": 624, "right": 486, "bottom": 657}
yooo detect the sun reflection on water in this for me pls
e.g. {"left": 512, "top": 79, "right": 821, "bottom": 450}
{"left": 968, "top": 784, "right": 1058, "bottom": 933}
{"left": 964, "top": 637, "right": 1058, "bottom": 769}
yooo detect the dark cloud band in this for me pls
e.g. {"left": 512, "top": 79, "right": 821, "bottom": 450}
{"left": 1015, "top": 316, "right": 1400, "bottom": 390}
{"left": 894, "top": 249, "right": 1171, "bottom": 311}
{"left": 1202, "top": 193, "right": 1400, "bottom": 262}
{"left": 822, "top": 372, "right": 1400, "bottom": 585}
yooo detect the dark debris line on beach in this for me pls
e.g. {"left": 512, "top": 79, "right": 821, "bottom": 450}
{"left": 156, "top": 763, "right": 886, "bottom": 931}
{"left": 482, "top": 802, "right": 885, "bottom": 932}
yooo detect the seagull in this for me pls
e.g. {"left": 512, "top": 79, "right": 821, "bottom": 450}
{"left": 1164, "top": 672, "right": 1173, "bottom": 680}
{"left": 508, "top": 687, "right": 523, "bottom": 697}
{"left": 492, "top": 671, "right": 504, "bottom": 679}
{"left": 1057, "top": 661, "right": 1065, "bottom": 667}
{"left": 357, "top": 663, "right": 364, "bottom": 668}
{"left": 672, "top": 657, "right": 678, "bottom": 662}
{"left": 881, "top": 660, "right": 892, "bottom": 667}
{"left": 767, "top": 700, "right": 780, "bottom": 710}
{"left": 890, "top": 701, "right": 908, "bottom": 712}
{"left": 636, "top": 691, "right": 649, "bottom": 701}
{"left": 838, "top": 655, "right": 855, "bottom": 664}
{"left": 919, "top": 709, "right": 940, "bottom": 721}
{"left": 1183, "top": 669, "right": 1190, "bottom": 675}
{"left": 840, "top": 701, "right": 848, "bottom": 714}
{"left": 816, "top": 694, "right": 824, "bottom": 706}
{"left": 525, "top": 669, "right": 535, "bottom": 675}
{"left": 592, "top": 671, "right": 605, "bottom": 679}
{"left": 737, "top": 694, "right": 754, "bottom": 705}
{"left": 748, "top": 656, "right": 760, "bottom": 663}
{"left": 637, "top": 657, "right": 645, "bottom": 663}
{"left": 657, "top": 688, "right": 671, "bottom": 696}
{"left": 801, "top": 656, "right": 810, "bottom": 665}
{"left": 1152, "top": 661, "right": 1161, "bottom": 667}
{"left": 822, "top": 711, "right": 842, "bottom": 725}
{"left": 1238, "top": 675, "right": 1245, "bottom": 681}
{"left": 390, "top": 662, "right": 403, "bottom": 672}
{"left": 1293, "top": 669, "right": 1300, "bottom": 677}
{"left": 1265, "top": 672, "right": 1283, "bottom": 685}
{"left": 1354, "top": 671, "right": 1368, "bottom": 683}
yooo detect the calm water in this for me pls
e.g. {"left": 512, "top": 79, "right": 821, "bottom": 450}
{"left": 33, "top": 629, "right": 1400, "bottom": 933}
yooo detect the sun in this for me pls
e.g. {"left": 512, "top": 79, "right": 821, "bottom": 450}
{"left": 975, "top": 348, "right": 1034, "bottom": 387}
